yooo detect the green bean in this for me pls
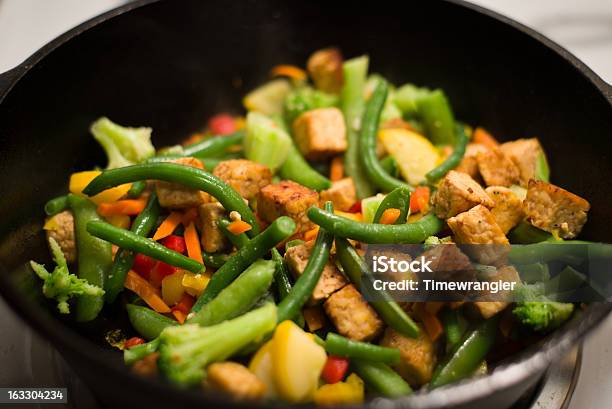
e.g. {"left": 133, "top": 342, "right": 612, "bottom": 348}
{"left": 124, "top": 338, "right": 160, "bottom": 365}
{"left": 361, "top": 80, "right": 413, "bottom": 193}
{"left": 86, "top": 221, "right": 204, "bottom": 273}
{"left": 417, "top": 89, "right": 456, "bottom": 145}
{"left": 380, "top": 156, "right": 400, "bottom": 178}
{"left": 285, "top": 239, "right": 305, "bottom": 250}
{"left": 271, "top": 249, "right": 305, "bottom": 327}
{"left": 508, "top": 221, "right": 554, "bottom": 244}
{"left": 105, "top": 193, "right": 161, "bottom": 303}
{"left": 127, "top": 304, "right": 177, "bottom": 341}
{"left": 192, "top": 216, "right": 296, "bottom": 312}
{"left": 426, "top": 125, "right": 469, "bottom": 182}
{"left": 373, "top": 186, "right": 411, "bottom": 224}
{"left": 187, "top": 259, "right": 275, "bottom": 326}
{"left": 81, "top": 162, "right": 259, "bottom": 236}
{"left": 127, "top": 180, "right": 147, "bottom": 198}
{"left": 325, "top": 333, "right": 400, "bottom": 364}
{"left": 182, "top": 130, "right": 244, "bottom": 158}
{"left": 218, "top": 218, "right": 249, "bottom": 249}
{"left": 202, "top": 252, "right": 229, "bottom": 269}
{"left": 430, "top": 318, "right": 498, "bottom": 388}
{"left": 341, "top": 56, "right": 375, "bottom": 199}
{"left": 277, "top": 202, "right": 334, "bottom": 323}
{"left": 351, "top": 360, "right": 412, "bottom": 397}
{"left": 279, "top": 145, "right": 331, "bottom": 191}
{"left": 308, "top": 207, "right": 443, "bottom": 244}
{"left": 442, "top": 308, "right": 464, "bottom": 351}
{"left": 335, "top": 237, "right": 419, "bottom": 338}
{"left": 271, "top": 248, "right": 292, "bottom": 300}
{"left": 67, "top": 194, "right": 112, "bottom": 322}
{"left": 44, "top": 195, "right": 68, "bottom": 216}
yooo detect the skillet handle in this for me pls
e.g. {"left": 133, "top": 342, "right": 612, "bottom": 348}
{"left": 0, "top": 66, "right": 23, "bottom": 100}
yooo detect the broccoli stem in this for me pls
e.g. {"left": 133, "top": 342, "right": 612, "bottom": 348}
{"left": 158, "top": 303, "right": 277, "bottom": 385}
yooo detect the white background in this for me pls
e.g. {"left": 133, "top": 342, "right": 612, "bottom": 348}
{"left": 1, "top": 1, "right": 611, "bottom": 408}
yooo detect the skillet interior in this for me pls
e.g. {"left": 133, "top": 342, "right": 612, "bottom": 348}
{"left": 0, "top": 0, "right": 611, "bottom": 408}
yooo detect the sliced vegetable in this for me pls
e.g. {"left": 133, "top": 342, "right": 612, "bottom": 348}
{"left": 249, "top": 339, "right": 279, "bottom": 398}
{"left": 426, "top": 124, "right": 469, "bottom": 182}
{"left": 379, "top": 128, "right": 440, "bottom": 185}
{"left": 244, "top": 112, "right": 292, "bottom": 172}
{"left": 124, "top": 270, "right": 171, "bottom": 313}
{"left": 158, "top": 303, "right": 277, "bottom": 386}
{"left": 272, "top": 320, "right": 327, "bottom": 402}
{"left": 44, "top": 195, "right": 69, "bottom": 216}
{"left": 97, "top": 199, "right": 146, "bottom": 217}
{"left": 373, "top": 186, "right": 411, "bottom": 225}
{"left": 69, "top": 171, "right": 131, "bottom": 205}
{"left": 161, "top": 270, "right": 186, "bottom": 306}
{"left": 226, "top": 220, "right": 252, "bottom": 235}
{"left": 279, "top": 144, "right": 331, "bottom": 191}
{"left": 341, "top": 56, "right": 375, "bottom": 199}
{"left": 325, "top": 333, "right": 400, "bottom": 365}
{"left": 126, "top": 303, "right": 177, "bottom": 340}
{"left": 152, "top": 212, "right": 183, "bottom": 241}
{"left": 351, "top": 360, "right": 412, "bottom": 397}
{"left": 416, "top": 89, "right": 456, "bottom": 145}
{"left": 30, "top": 238, "right": 104, "bottom": 315}
{"left": 243, "top": 79, "right": 292, "bottom": 115}
{"left": 314, "top": 373, "right": 364, "bottom": 405}
{"left": 321, "top": 355, "right": 350, "bottom": 384}
{"left": 183, "top": 222, "right": 203, "bottom": 264}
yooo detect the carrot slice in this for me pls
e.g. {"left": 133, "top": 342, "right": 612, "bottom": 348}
{"left": 409, "top": 186, "right": 430, "bottom": 214}
{"left": 227, "top": 220, "right": 252, "bottom": 235}
{"left": 171, "top": 309, "right": 187, "bottom": 324}
{"left": 184, "top": 221, "right": 204, "bottom": 264}
{"left": 421, "top": 310, "right": 443, "bottom": 342}
{"left": 379, "top": 208, "right": 401, "bottom": 225}
{"left": 124, "top": 270, "right": 171, "bottom": 313}
{"left": 97, "top": 199, "right": 146, "bottom": 217}
{"left": 270, "top": 64, "right": 307, "bottom": 81}
{"left": 329, "top": 156, "right": 344, "bottom": 181}
{"left": 152, "top": 212, "right": 183, "bottom": 241}
{"left": 473, "top": 127, "right": 499, "bottom": 149}
{"left": 303, "top": 226, "right": 320, "bottom": 242}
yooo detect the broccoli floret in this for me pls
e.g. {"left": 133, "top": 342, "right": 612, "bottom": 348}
{"left": 90, "top": 117, "right": 155, "bottom": 169}
{"left": 283, "top": 86, "right": 339, "bottom": 124}
{"left": 157, "top": 303, "right": 277, "bottom": 386}
{"left": 512, "top": 282, "right": 574, "bottom": 333}
{"left": 30, "top": 238, "right": 104, "bottom": 314}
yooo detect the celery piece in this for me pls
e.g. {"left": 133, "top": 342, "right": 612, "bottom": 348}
{"left": 361, "top": 194, "right": 386, "bottom": 223}
{"left": 416, "top": 89, "right": 456, "bottom": 145}
{"left": 244, "top": 112, "right": 292, "bottom": 172}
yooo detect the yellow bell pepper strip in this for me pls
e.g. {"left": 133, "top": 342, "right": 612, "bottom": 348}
{"left": 249, "top": 340, "right": 279, "bottom": 398}
{"left": 69, "top": 171, "right": 131, "bottom": 205}
{"left": 314, "top": 373, "right": 365, "bottom": 405}
{"left": 161, "top": 270, "right": 185, "bottom": 306}
{"left": 182, "top": 272, "right": 210, "bottom": 297}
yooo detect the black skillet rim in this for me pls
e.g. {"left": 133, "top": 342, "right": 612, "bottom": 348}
{"left": 0, "top": 1, "right": 611, "bottom": 408}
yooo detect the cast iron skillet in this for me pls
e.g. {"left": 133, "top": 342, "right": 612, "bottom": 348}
{"left": 0, "top": 1, "right": 611, "bottom": 408}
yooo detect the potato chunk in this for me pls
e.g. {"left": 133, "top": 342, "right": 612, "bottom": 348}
{"left": 213, "top": 159, "right": 272, "bottom": 201}
{"left": 306, "top": 47, "right": 343, "bottom": 93}
{"left": 258, "top": 180, "right": 319, "bottom": 234}
{"left": 293, "top": 107, "right": 347, "bottom": 160}
{"left": 324, "top": 284, "right": 383, "bottom": 342}
{"left": 433, "top": 170, "right": 494, "bottom": 219}
{"left": 485, "top": 186, "right": 525, "bottom": 233}
{"left": 207, "top": 362, "right": 266, "bottom": 399}
{"left": 156, "top": 157, "right": 209, "bottom": 209}
{"left": 379, "top": 327, "right": 436, "bottom": 386}
{"left": 319, "top": 177, "right": 357, "bottom": 211}
{"left": 523, "top": 180, "right": 590, "bottom": 239}
{"left": 476, "top": 147, "right": 520, "bottom": 187}
{"left": 285, "top": 242, "right": 347, "bottom": 304}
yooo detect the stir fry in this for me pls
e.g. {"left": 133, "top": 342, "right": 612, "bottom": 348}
{"left": 32, "top": 47, "right": 592, "bottom": 404}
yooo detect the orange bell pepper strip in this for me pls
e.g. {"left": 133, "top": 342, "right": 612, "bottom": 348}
{"left": 124, "top": 270, "right": 171, "bottom": 313}
{"left": 152, "top": 211, "right": 183, "bottom": 241}
{"left": 97, "top": 199, "right": 146, "bottom": 217}
{"left": 410, "top": 186, "right": 430, "bottom": 213}
{"left": 304, "top": 226, "right": 320, "bottom": 242}
{"left": 184, "top": 221, "right": 204, "bottom": 264}
{"left": 270, "top": 64, "right": 307, "bottom": 81}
